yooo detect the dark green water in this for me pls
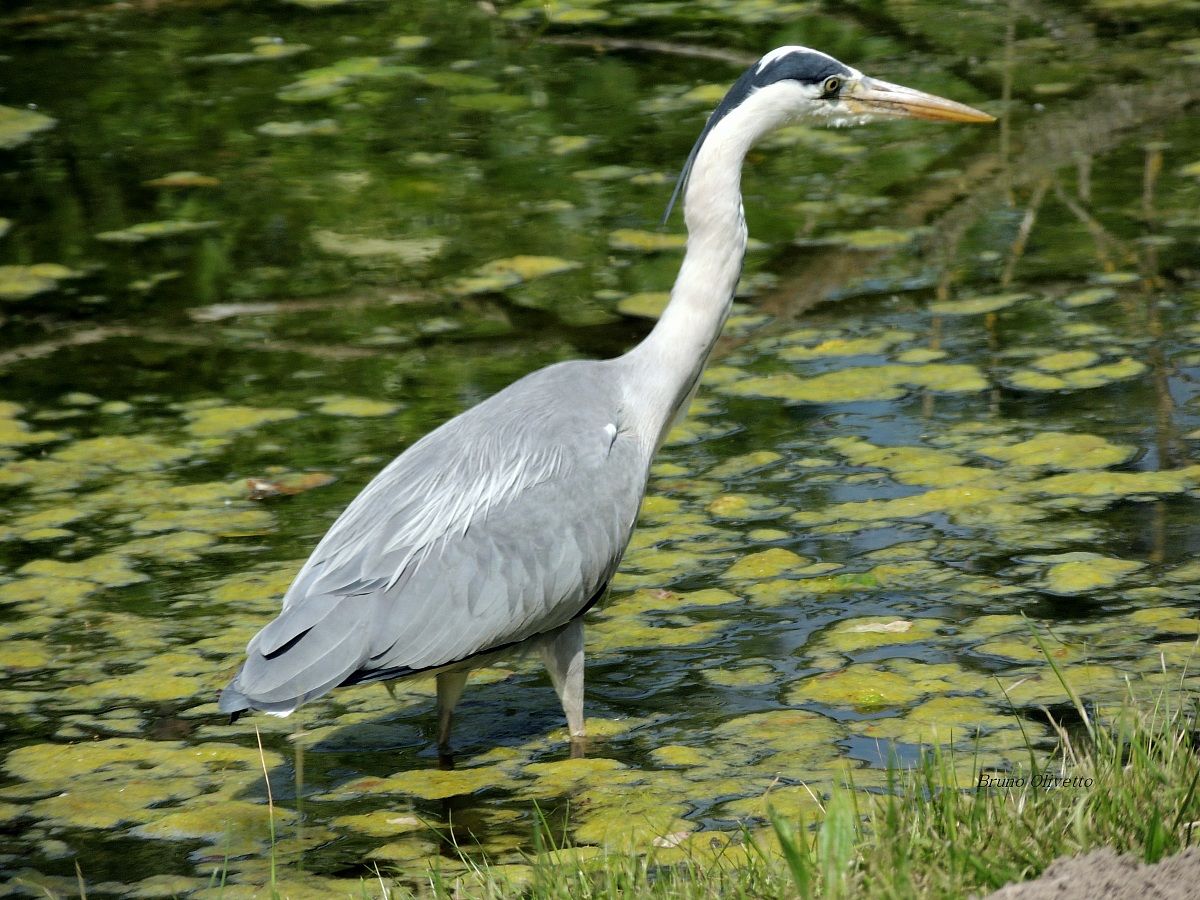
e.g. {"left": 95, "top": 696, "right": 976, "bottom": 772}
{"left": 1, "top": 0, "right": 1199, "bottom": 895}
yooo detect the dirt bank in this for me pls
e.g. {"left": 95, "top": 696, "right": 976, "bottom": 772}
{"left": 982, "top": 847, "right": 1200, "bottom": 900}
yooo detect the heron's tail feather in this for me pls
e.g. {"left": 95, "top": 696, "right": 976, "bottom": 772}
{"left": 220, "top": 595, "right": 377, "bottom": 716}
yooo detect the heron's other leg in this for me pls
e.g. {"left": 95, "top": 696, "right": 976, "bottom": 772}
{"left": 539, "top": 617, "right": 586, "bottom": 743}
{"left": 435, "top": 669, "right": 469, "bottom": 754}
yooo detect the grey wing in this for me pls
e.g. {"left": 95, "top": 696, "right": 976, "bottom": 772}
{"left": 219, "top": 361, "right": 646, "bottom": 715}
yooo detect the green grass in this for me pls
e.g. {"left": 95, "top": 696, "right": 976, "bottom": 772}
{"left": 400, "top": 675, "right": 1199, "bottom": 899}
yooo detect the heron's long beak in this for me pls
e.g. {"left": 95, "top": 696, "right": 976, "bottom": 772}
{"left": 844, "top": 76, "right": 995, "bottom": 123}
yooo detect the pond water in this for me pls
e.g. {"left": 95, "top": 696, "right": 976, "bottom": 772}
{"left": 2, "top": 0, "right": 1199, "bottom": 895}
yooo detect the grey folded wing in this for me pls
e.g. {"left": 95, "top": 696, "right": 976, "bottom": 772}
{"left": 219, "top": 360, "right": 647, "bottom": 714}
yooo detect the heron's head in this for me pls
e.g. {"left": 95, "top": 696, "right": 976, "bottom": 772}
{"left": 665, "top": 46, "right": 994, "bottom": 220}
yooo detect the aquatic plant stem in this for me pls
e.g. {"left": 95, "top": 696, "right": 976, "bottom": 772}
{"left": 254, "top": 725, "right": 279, "bottom": 899}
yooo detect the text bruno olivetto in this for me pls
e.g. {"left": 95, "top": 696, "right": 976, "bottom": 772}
{"left": 976, "top": 773, "right": 1095, "bottom": 790}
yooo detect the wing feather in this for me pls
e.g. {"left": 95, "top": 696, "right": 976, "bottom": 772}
{"left": 220, "top": 360, "right": 647, "bottom": 715}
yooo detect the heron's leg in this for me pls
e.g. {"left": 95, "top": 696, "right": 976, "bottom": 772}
{"left": 539, "top": 617, "right": 586, "bottom": 740}
{"left": 435, "top": 669, "right": 469, "bottom": 753}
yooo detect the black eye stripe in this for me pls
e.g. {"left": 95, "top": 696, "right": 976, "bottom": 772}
{"left": 755, "top": 52, "right": 851, "bottom": 88}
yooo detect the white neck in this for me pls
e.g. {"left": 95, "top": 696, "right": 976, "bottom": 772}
{"left": 620, "top": 86, "right": 801, "bottom": 448}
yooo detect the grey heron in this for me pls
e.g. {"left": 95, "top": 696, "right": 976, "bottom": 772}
{"left": 219, "top": 46, "right": 993, "bottom": 751}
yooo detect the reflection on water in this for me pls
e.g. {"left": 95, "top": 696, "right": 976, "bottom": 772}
{"left": 1, "top": 0, "right": 1199, "bottom": 894}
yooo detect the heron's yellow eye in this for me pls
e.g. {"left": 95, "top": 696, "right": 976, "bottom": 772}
{"left": 821, "top": 76, "right": 842, "bottom": 96}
